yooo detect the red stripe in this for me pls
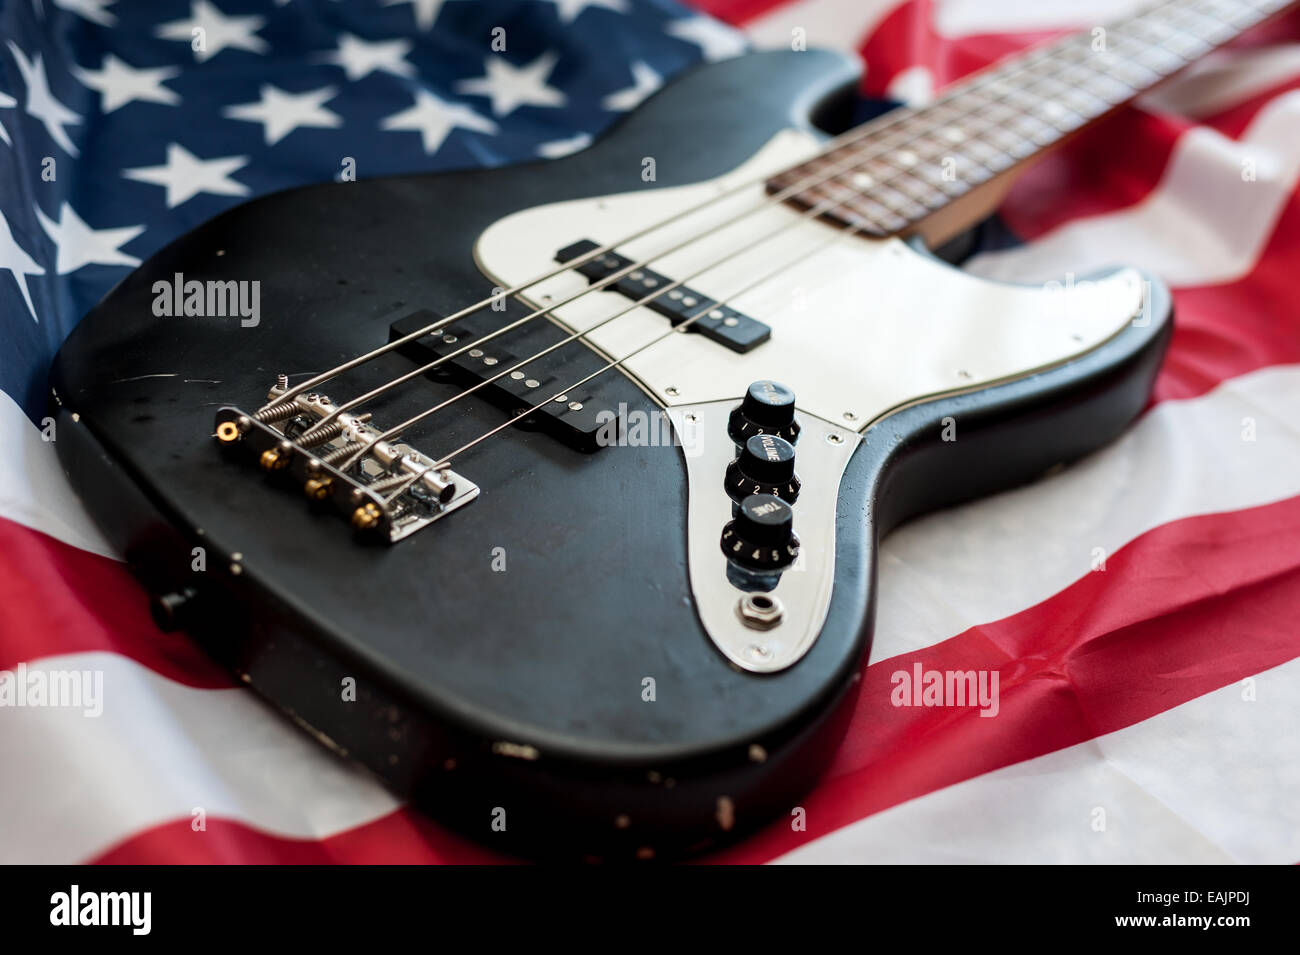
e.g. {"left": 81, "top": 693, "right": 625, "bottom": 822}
{"left": 0, "top": 516, "right": 231, "bottom": 689}
{"left": 87, "top": 493, "right": 1300, "bottom": 864}
{"left": 705, "top": 493, "right": 1300, "bottom": 862}
{"left": 90, "top": 809, "right": 513, "bottom": 865}
{"left": 997, "top": 108, "right": 1189, "bottom": 241}
{"left": 999, "top": 84, "right": 1300, "bottom": 242}
{"left": 857, "top": 0, "right": 1300, "bottom": 100}
{"left": 858, "top": 0, "right": 1057, "bottom": 97}
{"left": 1155, "top": 204, "right": 1300, "bottom": 402}
{"left": 685, "top": 0, "right": 796, "bottom": 24}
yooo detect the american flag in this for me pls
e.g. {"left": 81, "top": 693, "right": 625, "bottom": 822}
{"left": 1, "top": 0, "right": 1297, "bottom": 864}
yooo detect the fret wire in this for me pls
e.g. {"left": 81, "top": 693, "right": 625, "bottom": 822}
{"left": 772, "top": 0, "right": 1288, "bottom": 234}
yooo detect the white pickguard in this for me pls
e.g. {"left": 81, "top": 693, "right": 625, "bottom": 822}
{"left": 475, "top": 128, "right": 1147, "bottom": 431}
{"left": 474, "top": 128, "right": 1147, "bottom": 672}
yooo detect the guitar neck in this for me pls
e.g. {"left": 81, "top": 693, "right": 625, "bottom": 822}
{"left": 766, "top": 0, "right": 1296, "bottom": 245}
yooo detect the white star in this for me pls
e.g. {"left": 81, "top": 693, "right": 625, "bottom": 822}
{"left": 224, "top": 85, "right": 342, "bottom": 145}
{"left": 538, "top": 0, "right": 627, "bottom": 22}
{"left": 51, "top": 0, "right": 117, "bottom": 27}
{"left": 156, "top": 0, "right": 268, "bottom": 63}
{"left": 381, "top": 0, "right": 459, "bottom": 30}
{"left": 380, "top": 89, "right": 497, "bottom": 154}
{"left": 0, "top": 90, "right": 14, "bottom": 146}
{"left": 0, "top": 209, "right": 44, "bottom": 321}
{"left": 537, "top": 132, "right": 591, "bottom": 158}
{"left": 667, "top": 16, "right": 747, "bottom": 62}
{"left": 74, "top": 54, "right": 180, "bottom": 113}
{"left": 455, "top": 52, "right": 566, "bottom": 118}
{"left": 35, "top": 203, "right": 142, "bottom": 275}
{"left": 322, "top": 33, "right": 416, "bottom": 81}
{"left": 601, "top": 60, "right": 661, "bottom": 112}
{"left": 122, "top": 142, "right": 249, "bottom": 208}
{"left": 6, "top": 41, "right": 81, "bottom": 156}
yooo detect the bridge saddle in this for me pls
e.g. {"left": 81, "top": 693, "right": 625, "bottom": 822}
{"left": 213, "top": 384, "right": 478, "bottom": 543}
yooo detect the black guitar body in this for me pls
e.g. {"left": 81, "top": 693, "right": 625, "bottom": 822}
{"left": 49, "top": 50, "right": 1172, "bottom": 861}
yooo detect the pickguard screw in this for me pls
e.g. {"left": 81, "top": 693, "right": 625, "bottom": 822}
{"left": 843, "top": 411, "right": 858, "bottom": 422}
{"left": 665, "top": 386, "right": 679, "bottom": 397}
{"left": 826, "top": 433, "right": 844, "bottom": 445}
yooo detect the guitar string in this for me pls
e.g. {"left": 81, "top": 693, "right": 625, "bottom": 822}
{"left": 341, "top": 176, "right": 883, "bottom": 470}
{"left": 272, "top": 21, "right": 1105, "bottom": 413}
{"left": 337, "top": 0, "right": 1204, "bottom": 477}
{"left": 310, "top": 30, "right": 1111, "bottom": 434}
{"left": 383, "top": 209, "right": 882, "bottom": 501}
{"left": 329, "top": 13, "right": 1196, "bottom": 451}
{"left": 303, "top": 0, "right": 1211, "bottom": 427}
{"left": 369, "top": 0, "right": 1226, "bottom": 493}
{"left": 273, "top": 104, "right": 918, "bottom": 408}
{"left": 304, "top": 70, "right": 1050, "bottom": 436}
{"left": 274, "top": 0, "right": 1204, "bottom": 414}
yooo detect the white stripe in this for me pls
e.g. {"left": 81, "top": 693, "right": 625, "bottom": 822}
{"left": 965, "top": 90, "right": 1300, "bottom": 286}
{"left": 0, "top": 652, "right": 398, "bottom": 863}
{"left": 873, "top": 363, "right": 1300, "bottom": 663}
{"left": 1140, "top": 44, "right": 1300, "bottom": 119}
{"left": 774, "top": 656, "right": 1300, "bottom": 863}
{"left": 744, "top": 0, "right": 902, "bottom": 54}
{"left": 935, "top": 0, "right": 1144, "bottom": 38}
{"left": 0, "top": 388, "right": 116, "bottom": 558}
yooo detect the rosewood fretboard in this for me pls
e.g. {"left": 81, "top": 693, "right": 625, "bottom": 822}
{"left": 766, "top": 0, "right": 1295, "bottom": 239}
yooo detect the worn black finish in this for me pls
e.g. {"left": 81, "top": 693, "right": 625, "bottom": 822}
{"left": 48, "top": 49, "right": 1172, "bottom": 861}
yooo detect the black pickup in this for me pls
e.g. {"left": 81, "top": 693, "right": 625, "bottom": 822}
{"left": 389, "top": 308, "right": 617, "bottom": 453}
{"left": 555, "top": 239, "right": 771, "bottom": 353}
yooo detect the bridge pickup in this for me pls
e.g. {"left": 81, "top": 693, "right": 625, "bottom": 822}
{"left": 390, "top": 309, "right": 615, "bottom": 453}
{"left": 555, "top": 239, "right": 771, "bottom": 353}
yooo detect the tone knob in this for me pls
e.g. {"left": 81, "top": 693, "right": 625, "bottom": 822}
{"left": 721, "top": 493, "right": 800, "bottom": 570}
{"left": 725, "top": 433, "right": 800, "bottom": 503}
{"left": 728, "top": 380, "right": 800, "bottom": 445}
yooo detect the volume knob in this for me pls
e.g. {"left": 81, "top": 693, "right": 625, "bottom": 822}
{"left": 728, "top": 380, "right": 800, "bottom": 445}
{"left": 721, "top": 494, "right": 800, "bottom": 570}
{"left": 725, "top": 433, "right": 800, "bottom": 503}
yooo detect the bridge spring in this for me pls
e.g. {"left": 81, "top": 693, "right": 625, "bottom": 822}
{"left": 253, "top": 399, "right": 300, "bottom": 424}
{"left": 318, "top": 442, "right": 363, "bottom": 466}
{"left": 298, "top": 412, "right": 372, "bottom": 447}
{"left": 366, "top": 473, "right": 412, "bottom": 495}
